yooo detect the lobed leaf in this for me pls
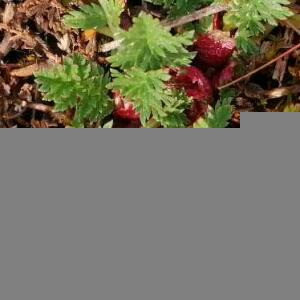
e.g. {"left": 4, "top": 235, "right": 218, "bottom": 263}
{"left": 109, "top": 13, "right": 195, "bottom": 71}
{"left": 194, "top": 88, "right": 235, "bottom": 128}
{"left": 35, "top": 54, "right": 114, "bottom": 127}
{"left": 64, "top": 0, "right": 124, "bottom": 37}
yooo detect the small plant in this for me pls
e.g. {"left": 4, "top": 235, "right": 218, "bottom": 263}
{"left": 33, "top": 0, "right": 293, "bottom": 127}
{"left": 194, "top": 89, "right": 235, "bottom": 128}
{"left": 222, "top": 0, "right": 293, "bottom": 54}
{"left": 35, "top": 54, "right": 113, "bottom": 127}
{"left": 109, "top": 13, "right": 194, "bottom": 71}
{"left": 108, "top": 68, "right": 192, "bottom": 127}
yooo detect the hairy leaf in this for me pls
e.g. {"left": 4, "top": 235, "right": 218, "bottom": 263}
{"left": 223, "top": 0, "right": 293, "bottom": 54}
{"left": 156, "top": 91, "right": 191, "bottom": 128}
{"left": 108, "top": 68, "right": 173, "bottom": 125}
{"left": 109, "top": 13, "right": 195, "bottom": 71}
{"left": 64, "top": 0, "right": 124, "bottom": 37}
{"left": 194, "top": 88, "right": 235, "bottom": 128}
{"left": 35, "top": 54, "right": 114, "bottom": 127}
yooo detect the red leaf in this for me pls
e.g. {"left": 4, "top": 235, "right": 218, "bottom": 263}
{"left": 170, "top": 66, "right": 213, "bottom": 103}
{"left": 195, "top": 30, "right": 236, "bottom": 67}
{"left": 113, "top": 92, "right": 140, "bottom": 120}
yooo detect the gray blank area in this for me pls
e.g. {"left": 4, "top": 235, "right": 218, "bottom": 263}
{"left": 0, "top": 129, "right": 299, "bottom": 300}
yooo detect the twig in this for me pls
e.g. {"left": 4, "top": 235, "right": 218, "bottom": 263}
{"left": 218, "top": 43, "right": 300, "bottom": 90}
{"left": 99, "top": 5, "right": 228, "bottom": 53}
{"left": 161, "top": 5, "right": 228, "bottom": 29}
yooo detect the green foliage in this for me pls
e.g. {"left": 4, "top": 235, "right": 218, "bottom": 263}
{"left": 236, "top": 35, "right": 259, "bottom": 56}
{"left": 63, "top": 0, "right": 293, "bottom": 56}
{"left": 149, "top": 0, "right": 213, "bottom": 18}
{"left": 223, "top": 0, "right": 293, "bottom": 54}
{"left": 194, "top": 89, "right": 235, "bottom": 128}
{"left": 156, "top": 91, "right": 191, "bottom": 128}
{"left": 108, "top": 68, "right": 171, "bottom": 125}
{"left": 64, "top": 0, "right": 124, "bottom": 37}
{"left": 108, "top": 68, "right": 192, "bottom": 127}
{"left": 107, "top": 13, "right": 195, "bottom": 126}
{"left": 35, "top": 54, "right": 114, "bottom": 127}
{"left": 109, "top": 13, "right": 195, "bottom": 71}
{"left": 36, "top": 0, "right": 292, "bottom": 128}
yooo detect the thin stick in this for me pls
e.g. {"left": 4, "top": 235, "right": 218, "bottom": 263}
{"left": 99, "top": 5, "right": 228, "bottom": 53}
{"left": 161, "top": 5, "right": 228, "bottom": 29}
{"left": 218, "top": 43, "right": 300, "bottom": 90}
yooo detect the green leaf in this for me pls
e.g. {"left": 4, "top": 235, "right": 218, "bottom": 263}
{"left": 35, "top": 54, "right": 114, "bottom": 127}
{"left": 194, "top": 88, "right": 235, "bottom": 128}
{"left": 108, "top": 68, "right": 192, "bottom": 127}
{"left": 108, "top": 68, "right": 172, "bottom": 125}
{"left": 223, "top": 0, "right": 293, "bottom": 54}
{"left": 156, "top": 90, "right": 191, "bottom": 128}
{"left": 236, "top": 34, "right": 259, "bottom": 56}
{"left": 109, "top": 13, "right": 195, "bottom": 71}
{"left": 64, "top": 0, "right": 124, "bottom": 37}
